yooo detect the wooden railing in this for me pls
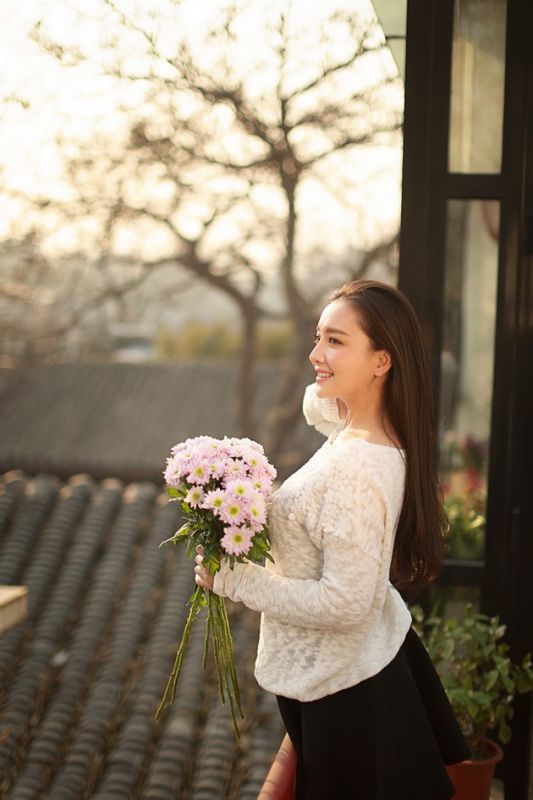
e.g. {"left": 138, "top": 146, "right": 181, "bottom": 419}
{"left": 0, "top": 585, "right": 27, "bottom": 635}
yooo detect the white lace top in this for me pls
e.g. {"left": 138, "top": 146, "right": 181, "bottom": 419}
{"left": 213, "top": 383, "right": 413, "bottom": 701}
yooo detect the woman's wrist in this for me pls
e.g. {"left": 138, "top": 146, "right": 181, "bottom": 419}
{"left": 213, "top": 559, "right": 248, "bottom": 599}
{"left": 213, "top": 565, "right": 229, "bottom": 596}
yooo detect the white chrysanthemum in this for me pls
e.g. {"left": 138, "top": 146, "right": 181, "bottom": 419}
{"left": 185, "top": 486, "right": 204, "bottom": 508}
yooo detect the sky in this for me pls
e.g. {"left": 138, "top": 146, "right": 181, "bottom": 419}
{"left": 0, "top": 0, "right": 403, "bottom": 259}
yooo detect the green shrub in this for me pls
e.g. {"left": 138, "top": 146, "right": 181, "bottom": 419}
{"left": 412, "top": 603, "right": 533, "bottom": 753}
{"left": 444, "top": 492, "right": 485, "bottom": 560}
{"left": 155, "top": 322, "right": 241, "bottom": 359}
{"left": 155, "top": 321, "right": 292, "bottom": 360}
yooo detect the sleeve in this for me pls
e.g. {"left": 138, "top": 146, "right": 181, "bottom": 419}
{"left": 212, "top": 467, "right": 387, "bottom": 630}
{"left": 302, "top": 382, "right": 343, "bottom": 437}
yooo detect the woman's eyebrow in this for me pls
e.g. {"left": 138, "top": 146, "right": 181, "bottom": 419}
{"left": 316, "top": 325, "right": 350, "bottom": 336}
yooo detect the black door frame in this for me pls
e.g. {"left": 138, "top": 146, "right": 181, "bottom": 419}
{"left": 398, "top": 1, "right": 533, "bottom": 797}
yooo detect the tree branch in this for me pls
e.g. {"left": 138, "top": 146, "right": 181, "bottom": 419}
{"left": 302, "top": 123, "right": 402, "bottom": 166}
{"left": 282, "top": 37, "right": 387, "bottom": 103}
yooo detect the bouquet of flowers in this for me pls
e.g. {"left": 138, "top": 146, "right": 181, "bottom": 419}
{"left": 156, "top": 435, "right": 276, "bottom": 736}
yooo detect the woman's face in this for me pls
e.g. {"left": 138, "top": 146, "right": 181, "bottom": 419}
{"left": 309, "top": 298, "right": 390, "bottom": 403}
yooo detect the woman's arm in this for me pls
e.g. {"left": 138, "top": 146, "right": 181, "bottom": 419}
{"left": 212, "top": 536, "right": 381, "bottom": 630}
{"left": 197, "top": 469, "right": 387, "bottom": 630}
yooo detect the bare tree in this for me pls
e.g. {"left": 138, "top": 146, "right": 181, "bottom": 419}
{"left": 9, "top": 0, "right": 403, "bottom": 461}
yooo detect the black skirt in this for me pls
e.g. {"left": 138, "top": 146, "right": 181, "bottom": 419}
{"left": 276, "top": 626, "right": 471, "bottom": 800}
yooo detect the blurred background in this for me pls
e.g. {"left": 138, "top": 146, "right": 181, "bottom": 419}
{"left": 0, "top": 0, "right": 403, "bottom": 476}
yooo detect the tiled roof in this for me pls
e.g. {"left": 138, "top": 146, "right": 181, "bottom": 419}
{"left": 0, "top": 471, "right": 284, "bottom": 799}
{"left": 0, "top": 363, "right": 322, "bottom": 484}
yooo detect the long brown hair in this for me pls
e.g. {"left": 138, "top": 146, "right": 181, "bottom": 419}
{"left": 327, "top": 279, "right": 447, "bottom": 594}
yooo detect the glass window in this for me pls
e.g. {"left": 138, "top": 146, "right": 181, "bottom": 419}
{"left": 371, "top": 0, "right": 407, "bottom": 79}
{"left": 448, "top": 0, "right": 507, "bottom": 173}
{"left": 439, "top": 200, "right": 499, "bottom": 560}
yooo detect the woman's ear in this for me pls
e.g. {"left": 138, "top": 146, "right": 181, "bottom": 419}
{"left": 374, "top": 350, "right": 392, "bottom": 377}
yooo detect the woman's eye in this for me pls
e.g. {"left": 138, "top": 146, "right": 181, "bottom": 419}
{"left": 313, "top": 334, "right": 340, "bottom": 345}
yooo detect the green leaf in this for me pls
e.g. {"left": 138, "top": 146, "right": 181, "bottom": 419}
{"left": 442, "top": 640, "right": 455, "bottom": 660}
{"left": 472, "top": 691, "right": 491, "bottom": 707}
{"left": 485, "top": 670, "right": 498, "bottom": 691}
{"left": 465, "top": 697, "right": 478, "bottom": 717}
{"left": 158, "top": 522, "right": 190, "bottom": 548}
{"left": 499, "top": 721, "right": 512, "bottom": 744}
{"left": 516, "top": 673, "right": 533, "bottom": 693}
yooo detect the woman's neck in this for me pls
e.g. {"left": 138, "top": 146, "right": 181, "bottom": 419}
{"left": 341, "top": 403, "right": 399, "bottom": 448}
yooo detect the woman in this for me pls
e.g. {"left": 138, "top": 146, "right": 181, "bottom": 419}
{"left": 194, "top": 279, "right": 471, "bottom": 799}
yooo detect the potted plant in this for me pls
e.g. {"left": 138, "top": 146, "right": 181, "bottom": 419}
{"left": 412, "top": 603, "right": 533, "bottom": 800}
{"left": 443, "top": 491, "right": 485, "bottom": 560}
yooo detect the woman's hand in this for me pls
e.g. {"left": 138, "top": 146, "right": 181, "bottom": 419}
{"left": 194, "top": 545, "right": 214, "bottom": 591}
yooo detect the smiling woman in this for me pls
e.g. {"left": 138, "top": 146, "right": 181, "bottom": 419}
{"left": 194, "top": 278, "right": 471, "bottom": 799}
{"left": 310, "top": 300, "right": 397, "bottom": 448}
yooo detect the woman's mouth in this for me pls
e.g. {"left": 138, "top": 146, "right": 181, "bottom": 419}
{"left": 315, "top": 370, "right": 334, "bottom": 384}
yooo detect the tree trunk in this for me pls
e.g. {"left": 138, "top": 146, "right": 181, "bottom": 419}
{"left": 264, "top": 171, "right": 316, "bottom": 465}
{"left": 236, "top": 304, "right": 258, "bottom": 439}
{"left": 263, "top": 318, "right": 316, "bottom": 468}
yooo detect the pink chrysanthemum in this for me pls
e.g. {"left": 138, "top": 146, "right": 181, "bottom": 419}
{"left": 163, "top": 456, "right": 182, "bottom": 487}
{"left": 225, "top": 479, "right": 255, "bottom": 499}
{"left": 248, "top": 494, "right": 267, "bottom": 527}
{"left": 224, "top": 460, "right": 249, "bottom": 481}
{"left": 208, "top": 460, "right": 227, "bottom": 479}
{"left": 202, "top": 488, "right": 226, "bottom": 515}
{"left": 186, "top": 462, "right": 211, "bottom": 485}
{"left": 221, "top": 525, "right": 253, "bottom": 556}
{"left": 219, "top": 496, "right": 247, "bottom": 526}
{"left": 184, "top": 486, "right": 204, "bottom": 508}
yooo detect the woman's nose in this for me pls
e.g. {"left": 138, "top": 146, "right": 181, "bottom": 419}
{"left": 309, "top": 342, "right": 321, "bottom": 364}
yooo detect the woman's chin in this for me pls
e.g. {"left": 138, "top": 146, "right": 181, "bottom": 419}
{"left": 314, "top": 379, "right": 335, "bottom": 397}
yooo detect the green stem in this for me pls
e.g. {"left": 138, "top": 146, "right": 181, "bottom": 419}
{"left": 203, "top": 600, "right": 210, "bottom": 670}
{"left": 210, "top": 594, "right": 243, "bottom": 736}
{"left": 207, "top": 591, "right": 226, "bottom": 703}
{"left": 156, "top": 585, "right": 244, "bottom": 740}
{"left": 218, "top": 597, "right": 243, "bottom": 714}
{"left": 155, "top": 585, "right": 204, "bottom": 719}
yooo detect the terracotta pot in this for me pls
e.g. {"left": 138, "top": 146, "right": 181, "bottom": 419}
{"left": 446, "top": 737, "right": 503, "bottom": 800}
{"left": 258, "top": 734, "right": 296, "bottom": 799}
